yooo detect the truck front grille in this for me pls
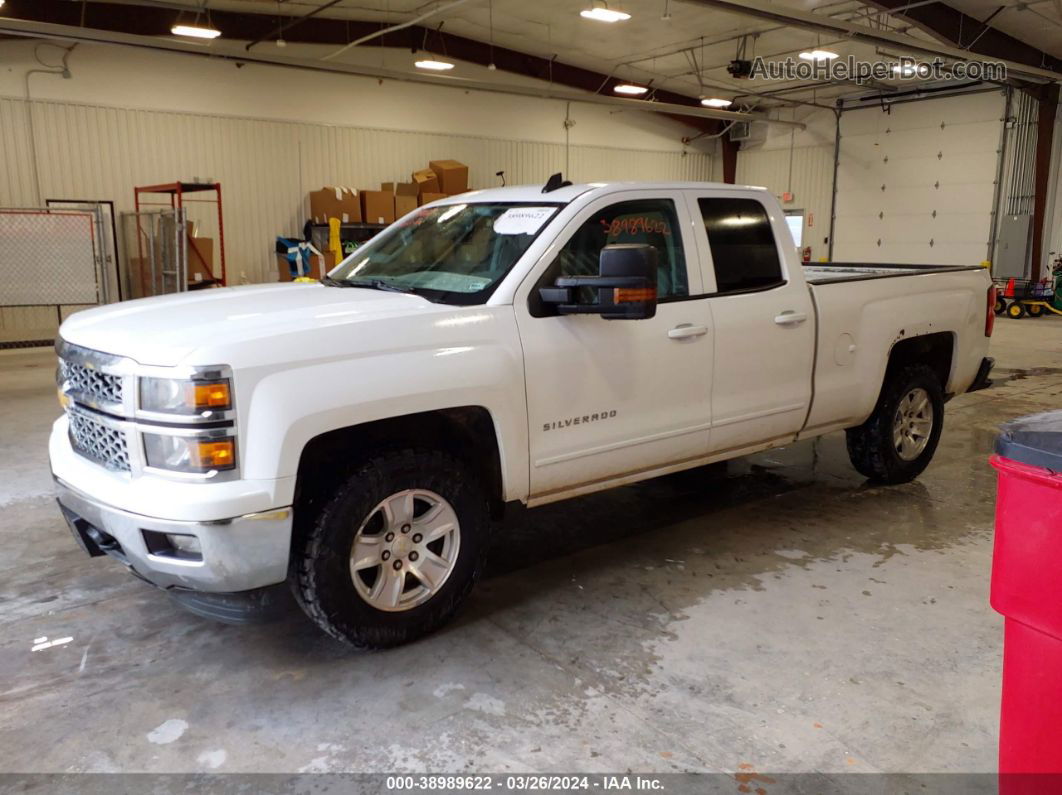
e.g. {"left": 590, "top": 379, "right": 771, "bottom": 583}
{"left": 60, "top": 360, "right": 124, "bottom": 407}
{"left": 68, "top": 411, "right": 130, "bottom": 472}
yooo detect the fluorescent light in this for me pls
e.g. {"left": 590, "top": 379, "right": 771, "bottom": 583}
{"left": 799, "top": 50, "right": 838, "bottom": 61}
{"left": 614, "top": 83, "right": 648, "bottom": 95}
{"left": 415, "top": 59, "right": 455, "bottom": 71}
{"left": 171, "top": 24, "right": 221, "bottom": 39}
{"left": 580, "top": 6, "right": 631, "bottom": 22}
{"left": 701, "top": 97, "right": 732, "bottom": 108}
{"left": 892, "top": 63, "right": 925, "bottom": 76}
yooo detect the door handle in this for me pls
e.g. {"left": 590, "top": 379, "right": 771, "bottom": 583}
{"left": 668, "top": 324, "right": 708, "bottom": 340}
{"left": 774, "top": 311, "right": 808, "bottom": 326}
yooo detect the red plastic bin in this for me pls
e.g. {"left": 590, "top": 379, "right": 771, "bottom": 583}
{"left": 990, "top": 409, "right": 1062, "bottom": 782}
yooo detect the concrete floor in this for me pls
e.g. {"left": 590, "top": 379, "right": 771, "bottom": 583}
{"left": 2, "top": 318, "right": 1061, "bottom": 776}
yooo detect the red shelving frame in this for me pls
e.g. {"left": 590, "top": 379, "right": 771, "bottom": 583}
{"left": 134, "top": 182, "right": 227, "bottom": 286}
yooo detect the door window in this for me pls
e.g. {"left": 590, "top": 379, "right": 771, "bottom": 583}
{"left": 698, "top": 197, "right": 784, "bottom": 294}
{"left": 532, "top": 199, "right": 688, "bottom": 315}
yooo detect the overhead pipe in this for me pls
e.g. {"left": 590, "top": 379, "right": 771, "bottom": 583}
{"left": 0, "top": 18, "right": 806, "bottom": 128}
{"left": 684, "top": 0, "right": 1060, "bottom": 83}
{"left": 320, "top": 0, "right": 473, "bottom": 61}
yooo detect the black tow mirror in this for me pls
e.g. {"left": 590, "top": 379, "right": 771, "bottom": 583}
{"left": 539, "top": 244, "right": 658, "bottom": 320}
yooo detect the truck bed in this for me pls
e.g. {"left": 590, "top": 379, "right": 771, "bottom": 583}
{"left": 803, "top": 262, "right": 983, "bottom": 285}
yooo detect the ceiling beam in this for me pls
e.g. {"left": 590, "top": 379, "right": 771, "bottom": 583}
{"left": 684, "top": 0, "right": 1059, "bottom": 81}
{"left": 0, "top": 16, "right": 807, "bottom": 132}
{"left": 866, "top": 0, "right": 1060, "bottom": 73}
{"left": 0, "top": 0, "right": 754, "bottom": 137}
{"left": 0, "top": 0, "right": 719, "bottom": 107}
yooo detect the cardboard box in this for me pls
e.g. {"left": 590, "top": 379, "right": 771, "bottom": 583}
{"left": 277, "top": 251, "right": 334, "bottom": 282}
{"left": 361, "top": 189, "right": 395, "bottom": 225}
{"left": 394, "top": 182, "right": 420, "bottom": 217}
{"left": 380, "top": 182, "right": 395, "bottom": 194}
{"left": 187, "top": 236, "right": 215, "bottom": 284}
{"left": 412, "top": 168, "right": 441, "bottom": 195}
{"left": 429, "top": 160, "right": 468, "bottom": 195}
{"left": 308, "top": 187, "right": 361, "bottom": 224}
{"left": 418, "top": 191, "right": 447, "bottom": 206}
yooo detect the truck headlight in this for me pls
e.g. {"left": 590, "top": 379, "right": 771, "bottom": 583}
{"left": 143, "top": 433, "right": 236, "bottom": 473}
{"left": 140, "top": 376, "right": 232, "bottom": 416}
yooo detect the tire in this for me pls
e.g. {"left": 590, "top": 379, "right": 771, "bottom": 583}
{"left": 1007, "top": 301, "right": 1026, "bottom": 319}
{"left": 1027, "top": 303, "right": 1045, "bottom": 318}
{"left": 293, "top": 449, "right": 489, "bottom": 649}
{"left": 993, "top": 296, "right": 1007, "bottom": 316}
{"left": 846, "top": 364, "right": 944, "bottom": 485}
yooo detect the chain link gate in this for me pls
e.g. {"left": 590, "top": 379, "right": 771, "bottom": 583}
{"left": 0, "top": 208, "right": 107, "bottom": 348}
{"left": 120, "top": 208, "right": 188, "bottom": 299}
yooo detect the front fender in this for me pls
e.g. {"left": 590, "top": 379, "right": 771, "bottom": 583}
{"left": 238, "top": 318, "right": 529, "bottom": 504}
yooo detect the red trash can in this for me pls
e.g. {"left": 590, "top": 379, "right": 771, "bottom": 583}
{"left": 990, "top": 410, "right": 1062, "bottom": 785}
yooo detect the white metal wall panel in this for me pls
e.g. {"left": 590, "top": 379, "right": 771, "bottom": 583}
{"left": 735, "top": 143, "right": 835, "bottom": 258}
{"left": 0, "top": 96, "right": 712, "bottom": 295}
{"left": 833, "top": 91, "right": 1005, "bottom": 266}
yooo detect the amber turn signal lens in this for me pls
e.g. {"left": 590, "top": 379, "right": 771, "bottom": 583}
{"left": 193, "top": 381, "right": 231, "bottom": 410}
{"left": 195, "top": 440, "right": 236, "bottom": 469}
{"left": 613, "top": 287, "right": 657, "bottom": 304}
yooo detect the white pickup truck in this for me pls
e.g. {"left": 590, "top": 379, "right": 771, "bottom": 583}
{"left": 51, "top": 180, "right": 995, "bottom": 647}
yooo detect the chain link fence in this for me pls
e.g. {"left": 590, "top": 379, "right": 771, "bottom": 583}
{"left": 0, "top": 208, "right": 105, "bottom": 348}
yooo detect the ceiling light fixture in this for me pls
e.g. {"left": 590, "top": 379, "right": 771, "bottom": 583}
{"left": 701, "top": 97, "right": 733, "bottom": 108}
{"left": 415, "top": 59, "right": 456, "bottom": 71}
{"left": 613, "top": 83, "right": 649, "bottom": 95}
{"left": 892, "top": 62, "right": 926, "bottom": 77}
{"left": 171, "top": 24, "right": 222, "bottom": 39}
{"left": 580, "top": 3, "right": 631, "bottom": 23}
{"left": 799, "top": 49, "right": 839, "bottom": 61}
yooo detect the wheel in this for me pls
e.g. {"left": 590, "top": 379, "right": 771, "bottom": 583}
{"left": 1007, "top": 301, "right": 1026, "bottom": 319}
{"left": 1027, "top": 303, "right": 1045, "bottom": 318}
{"left": 293, "top": 449, "right": 489, "bottom": 648}
{"left": 994, "top": 295, "right": 1007, "bottom": 315}
{"left": 846, "top": 364, "right": 944, "bottom": 484}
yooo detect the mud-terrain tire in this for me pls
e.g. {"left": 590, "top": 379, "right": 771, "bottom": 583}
{"left": 293, "top": 449, "right": 489, "bottom": 648}
{"left": 846, "top": 364, "right": 944, "bottom": 485}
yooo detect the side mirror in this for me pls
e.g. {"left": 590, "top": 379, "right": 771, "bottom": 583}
{"left": 538, "top": 244, "right": 658, "bottom": 320}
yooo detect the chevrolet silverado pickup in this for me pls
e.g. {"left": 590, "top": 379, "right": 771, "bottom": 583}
{"left": 51, "top": 180, "right": 995, "bottom": 647}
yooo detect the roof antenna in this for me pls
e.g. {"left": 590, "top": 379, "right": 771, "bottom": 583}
{"left": 542, "top": 172, "right": 572, "bottom": 193}
{"left": 496, "top": 170, "right": 506, "bottom": 186}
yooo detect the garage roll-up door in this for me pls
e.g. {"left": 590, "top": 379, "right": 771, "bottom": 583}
{"left": 832, "top": 90, "right": 1005, "bottom": 266}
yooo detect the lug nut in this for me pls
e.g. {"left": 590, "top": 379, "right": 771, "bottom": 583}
{"left": 393, "top": 560, "right": 403, "bottom": 570}
{"left": 381, "top": 550, "right": 391, "bottom": 561}
{"left": 401, "top": 524, "right": 411, "bottom": 534}
{"left": 409, "top": 551, "right": 419, "bottom": 562}
{"left": 385, "top": 532, "right": 395, "bottom": 542}
{"left": 412, "top": 533, "right": 423, "bottom": 543}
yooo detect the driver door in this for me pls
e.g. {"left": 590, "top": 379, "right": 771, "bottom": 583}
{"left": 514, "top": 191, "right": 714, "bottom": 501}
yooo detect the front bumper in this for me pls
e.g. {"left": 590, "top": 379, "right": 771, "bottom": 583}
{"left": 55, "top": 477, "right": 292, "bottom": 593}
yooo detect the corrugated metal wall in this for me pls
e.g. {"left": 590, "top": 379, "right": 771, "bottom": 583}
{"left": 735, "top": 142, "right": 835, "bottom": 259}
{"left": 0, "top": 95, "right": 712, "bottom": 338}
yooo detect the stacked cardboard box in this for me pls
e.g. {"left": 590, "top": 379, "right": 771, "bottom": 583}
{"left": 305, "top": 160, "right": 470, "bottom": 230}
{"left": 309, "top": 187, "right": 362, "bottom": 224}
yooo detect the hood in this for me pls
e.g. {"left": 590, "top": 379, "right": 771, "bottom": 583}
{"left": 60, "top": 283, "right": 446, "bottom": 366}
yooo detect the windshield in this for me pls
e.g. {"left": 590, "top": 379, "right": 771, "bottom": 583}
{"left": 326, "top": 202, "right": 562, "bottom": 304}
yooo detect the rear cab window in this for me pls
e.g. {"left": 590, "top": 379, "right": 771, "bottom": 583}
{"left": 697, "top": 197, "right": 786, "bottom": 295}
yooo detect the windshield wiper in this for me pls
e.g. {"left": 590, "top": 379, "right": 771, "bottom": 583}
{"left": 320, "top": 275, "right": 351, "bottom": 287}
{"left": 345, "top": 278, "right": 416, "bottom": 294}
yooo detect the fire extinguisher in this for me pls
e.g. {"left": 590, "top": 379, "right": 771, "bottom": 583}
{"left": 802, "top": 246, "right": 812, "bottom": 263}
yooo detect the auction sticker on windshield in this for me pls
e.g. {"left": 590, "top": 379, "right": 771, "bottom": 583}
{"left": 493, "top": 207, "right": 555, "bottom": 235}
